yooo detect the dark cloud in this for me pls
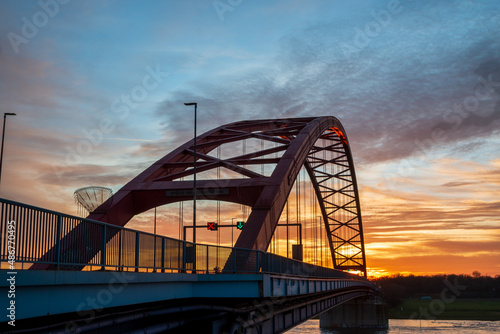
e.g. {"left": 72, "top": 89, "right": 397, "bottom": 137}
{"left": 153, "top": 1, "right": 500, "bottom": 166}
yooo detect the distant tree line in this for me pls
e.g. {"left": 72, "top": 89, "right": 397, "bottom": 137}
{"left": 373, "top": 274, "right": 500, "bottom": 307}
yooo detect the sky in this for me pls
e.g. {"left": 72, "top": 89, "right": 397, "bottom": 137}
{"left": 0, "top": 0, "right": 499, "bottom": 277}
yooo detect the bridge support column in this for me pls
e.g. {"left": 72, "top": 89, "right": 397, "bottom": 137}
{"left": 319, "top": 297, "right": 388, "bottom": 331}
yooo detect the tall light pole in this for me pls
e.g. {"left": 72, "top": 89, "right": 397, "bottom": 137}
{"left": 184, "top": 102, "right": 197, "bottom": 244}
{"left": 153, "top": 206, "right": 157, "bottom": 272}
{"left": 0, "top": 113, "right": 16, "bottom": 184}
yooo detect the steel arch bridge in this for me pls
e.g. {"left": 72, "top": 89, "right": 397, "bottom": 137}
{"left": 85, "top": 116, "right": 367, "bottom": 276}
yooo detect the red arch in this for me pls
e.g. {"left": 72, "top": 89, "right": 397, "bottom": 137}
{"left": 86, "top": 116, "right": 367, "bottom": 275}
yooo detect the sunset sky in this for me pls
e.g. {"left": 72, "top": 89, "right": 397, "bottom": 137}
{"left": 0, "top": 0, "right": 499, "bottom": 277}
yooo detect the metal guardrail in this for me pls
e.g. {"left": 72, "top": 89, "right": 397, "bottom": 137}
{"left": 0, "top": 198, "right": 363, "bottom": 279}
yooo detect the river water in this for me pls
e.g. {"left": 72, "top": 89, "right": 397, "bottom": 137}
{"left": 286, "top": 319, "right": 500, "bottom": 333}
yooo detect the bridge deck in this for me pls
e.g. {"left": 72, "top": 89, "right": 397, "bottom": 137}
{"left": 1, "top": 269, "right": 371, "bottom": 320}
{"left": 0, "top": 197, "right": 378, "bottom": 333}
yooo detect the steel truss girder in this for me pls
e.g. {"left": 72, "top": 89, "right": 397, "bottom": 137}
{"left": 304, "top": 131, "right": 367, "bottom": 276}
{"left": 80, "top": 116, "right": 366, "bottom": 275}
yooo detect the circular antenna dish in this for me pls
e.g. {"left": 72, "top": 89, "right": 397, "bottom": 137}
{"left": 74, "top": 186, "right": 113, "bottom": 216}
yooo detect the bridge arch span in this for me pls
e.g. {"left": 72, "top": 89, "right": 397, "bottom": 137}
{"left": 87, "top": 116, "right": 366, "bottom": 275}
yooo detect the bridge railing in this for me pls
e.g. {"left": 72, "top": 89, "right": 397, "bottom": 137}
{"left": 0, "top": 198, "right": 362, "bottom": 279}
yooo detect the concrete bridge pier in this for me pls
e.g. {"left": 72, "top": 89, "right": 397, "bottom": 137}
{"left": 319, "top": 297, "right": 388, "bottom": 331}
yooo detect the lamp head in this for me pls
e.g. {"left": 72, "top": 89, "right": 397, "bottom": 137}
{"left": 4, "top": 113, "right": 16, "bottom": 116}
{"left": 184, "top": 102, "right": 197, "bottom": 106}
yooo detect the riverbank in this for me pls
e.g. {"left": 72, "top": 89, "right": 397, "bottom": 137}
{"left": 389, "top": 298, "right": 500, "bottom": 321}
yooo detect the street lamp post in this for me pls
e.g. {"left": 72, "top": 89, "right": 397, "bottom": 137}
{"left": 0, "top": 113, "right": 16, "bottom": 184}
{"left": 153, "top": 206, "right": 157, "bottom": 272}
{"left": 184, "top": 103, "right": 197, "bottom": 245}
